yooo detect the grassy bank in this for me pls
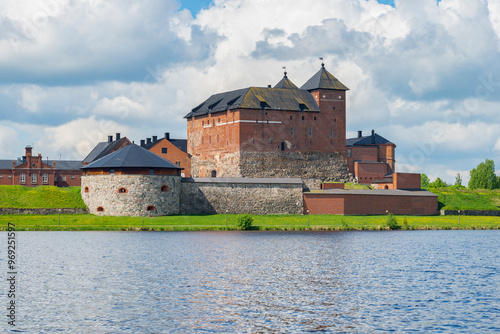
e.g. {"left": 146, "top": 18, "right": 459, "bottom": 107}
{"left": 0, "top": 214, "right": 498, "bottom": 231}
{"left": 426, "top": 187, "right": 500, "bottom": 210}
{"left": 0, "top": 186, "right": 86, "bottom": 209}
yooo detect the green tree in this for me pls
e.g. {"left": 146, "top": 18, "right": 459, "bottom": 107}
{"left": 429, "top": 177, "right": 447, "bottom": 188}
{"left": 455, "top": 173, "right": 463, "bottom": 187}
{"left": 468, "top": 159, "right": 499, "bottom": 190}
{"left": 421, "top": 173, "right": 430, "bottom": 188}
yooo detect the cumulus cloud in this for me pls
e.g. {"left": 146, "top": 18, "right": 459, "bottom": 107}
{"left": 0, "top": 0, "right": 499, "bottom": 184}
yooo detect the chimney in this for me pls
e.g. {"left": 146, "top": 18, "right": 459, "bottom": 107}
{"left": 147, "top": 138, "right": 152, "bottom": 145}
{"left": 38, "top": 153, "right": 42, "bottom": 157}
{"left": 25, "top": 146, "right": 32, "bottom": 157}
{"left": 165, "top": 132, "right": 170, "bottom": 140}
{"left": 12, "top": 161, "right": 15, "bottom": 169}
{"left": 140, "top": 139, "right": 145, "bottom": 147}
{"left": 357, "top": 131, "right": 362, "bottom": 138}
{"left": 267, "top": 85, "right": 272, "bottom": 88}
{"left": 53, "top": 161, "right": 56, "bottom": 168}
{"left": 371, "top": 129, "right": 375, "bottom": 144}
{"left": 108, "top": 135, "right": 113, "bottom": 143}
{"left": 116, "top": 133, "right": 121, "bottom": 140}
{"left": 152, "top": 136, "right": 158, "bottom": 142}
{"left": 372, "top": 129, "right": 375, "bottom": 136}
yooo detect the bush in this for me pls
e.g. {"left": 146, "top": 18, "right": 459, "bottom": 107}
{"left": 386, "top": 213, "right": 401, "bottom": 230}
{"left": 236, "top": 213, "right": 254, "bottom": 230}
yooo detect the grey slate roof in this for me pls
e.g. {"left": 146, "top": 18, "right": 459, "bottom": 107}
{"left": 142, "top": 138, "right": 188, "bottom": 153}
{"left": 346, "top": 133, "right": 394, "bottom": 146}
{"left": 300, "top": 65, "right": 349, "bottom": 91}
{"left": 182, "top": 177, "right": 303, "bottom": 184}
{"left": 82, "top": 138, "right": 129, "bottom": 164}
{"left": 0, "top": 160, "right": 15, "bottom": 170}
{"left": 274, "top": 74, "right": 299, "bottom": 89}
{"left": 0, "top": 159, "right": 82, "bottom": 170}
{"left": 184, "top": 86, "right": 320, "bottom": 118}
{"left": 81, "top": 144, "right": 182, "bottom": 170}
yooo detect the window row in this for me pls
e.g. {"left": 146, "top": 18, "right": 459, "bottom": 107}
{"left": 96, "top": 205, "right": 156, "bottom": 213}
{"left": 84, "top": 185, "right": 170, "bottom": 193}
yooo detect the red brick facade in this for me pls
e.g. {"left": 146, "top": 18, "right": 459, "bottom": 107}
{"left": 372, "top": 173, "right": 422, "bottom": 190}
{"left": 146, "top": 138, "right": 191, "bottom": 177}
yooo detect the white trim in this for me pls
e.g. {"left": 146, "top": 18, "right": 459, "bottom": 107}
{"left": 215, "top": 120, "right": 282, "bottom": 126}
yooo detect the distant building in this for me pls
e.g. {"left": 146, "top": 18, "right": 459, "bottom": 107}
{"left": 0, "top": 146, "right": 82, "bottom": 187}
{"left": 82, "top": 133, "right": 131, "bottom": 166}
{"left": 346, "top": 130, "right": 396, "bottom": 183}
{"left": 140, "top": 132, "right": 191, "bottom": 177}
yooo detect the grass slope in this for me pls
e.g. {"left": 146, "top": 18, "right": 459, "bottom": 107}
{"left": 0, "top": 186, "right": 86, "bottom": 209}
{"left": 426, "top": 187, "right": 500, "bottom": 211}
{"left": 0, "top": 214, "right": 498, "bottom": 231}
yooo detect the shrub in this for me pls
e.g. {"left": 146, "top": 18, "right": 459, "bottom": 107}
{"left": 236, "top": 213, "right": 254, "bottom": 230}
{"left": 402, "top": 216, "right": 409, "bottom": 230}
{"left": 386, "top": 213, "right": 401, "bottom": 230}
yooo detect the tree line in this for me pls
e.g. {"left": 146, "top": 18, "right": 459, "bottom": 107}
{"left": 421, "top": 159, "right": 500, "bottom": 190}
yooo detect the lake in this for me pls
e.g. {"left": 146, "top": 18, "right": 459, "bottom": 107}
{"left": 3, "top": 230, "right": 499, "bottom": 333}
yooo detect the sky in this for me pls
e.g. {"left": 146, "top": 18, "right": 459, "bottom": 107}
{"left": 0, "top": 0, "right": 499, "bottom": 185}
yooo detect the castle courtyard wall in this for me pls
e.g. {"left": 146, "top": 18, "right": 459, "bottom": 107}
{"left": 180, "top": 178, "right": 303, "bottom": 215}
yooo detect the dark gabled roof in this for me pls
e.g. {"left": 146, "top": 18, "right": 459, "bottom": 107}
{"left": 274, "top": 73, "right": 298, "bottom": 89}
{"left": 82, "top": 138, "right": 130, "bottom": 163}
{"left": 0, "top": 160, "right": 15, "bottom": 170}
{"left": 81, "top": 144, "right": 182, "bottom": 170}
{"left": 49, "top": 160, "right": 83, "bottom": 170}
{"left": 346, "top": 133, "right": 394, "bottom": 146}
{"left": 185, "top": 86, "right": 320, "bottom": 118}
{"left": 141, "top": 137, "right": 188, "bottom": 154}
{"left": 300, "top": 64, "right": 349, "bottom": 91}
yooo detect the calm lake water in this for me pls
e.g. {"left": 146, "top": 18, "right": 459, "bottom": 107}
{"left": 2, "top": 230, "right": 499, "bottom": 333}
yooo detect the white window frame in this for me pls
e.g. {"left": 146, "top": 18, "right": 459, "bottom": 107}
{"left": 20, "top": 173, "right": 26, "bottom": 184}
{"left": 43, "top": 174, "right": 48, "bottom": 184}
{"left": 31, "top": 174, "right": 37, "bottom": 184}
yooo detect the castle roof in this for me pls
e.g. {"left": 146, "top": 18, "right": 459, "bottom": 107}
{"left": 300, "top": 64, "right": 349, "bottom": 91}
{"left": 81, "top": 144, "right": 183, "bottom": 170}
{"left": 346, "top": 131, "right": 394, "bottom": 146}
{"left": 185, "top": 86, "right": 320, "bottom": 118}
{"left": 83, "top": 137, "right": 130, "bottom": 164}
{"left": 274, "top": 73, "right": 299, "bottom": 89}
{"left": 142, "top": 137, "right": 188, "bottom": 153}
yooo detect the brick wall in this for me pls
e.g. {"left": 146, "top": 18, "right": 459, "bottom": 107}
{"left": 304, "top": 190, "right": 438, "bottom": 215}
{"left": 354, "top": 161, "right": 388, "bottom": 183}
{"left": 148, "top": 138, "right": 191, "bottom": 177}
{"left": 394, "top": 173, "right": 421, "bottom": 189}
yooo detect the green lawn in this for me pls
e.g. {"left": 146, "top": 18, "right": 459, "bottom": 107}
{"left": 0, "top": 214, "right": 498, "bottom": 231}
{"left": 426, "top": 187, "right": 500, "bottom": 210}
{"left": 0, "top": 186, "right": 86, "bottom": 209}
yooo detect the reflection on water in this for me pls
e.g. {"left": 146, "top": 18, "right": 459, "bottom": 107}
{"left": 4, "top": 230, "right": 499, "bottom": 333}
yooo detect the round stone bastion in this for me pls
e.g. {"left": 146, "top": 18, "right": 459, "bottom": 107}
{"left": 81, "top": 174, "right": 181, "bottom": 217}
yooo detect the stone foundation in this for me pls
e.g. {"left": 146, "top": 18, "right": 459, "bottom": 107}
{"left": 180, "top": 178, "right": 303, "bottom": 215}
{"left": 81, "top": 175, "right": 181, "bottom": 217}
{"left": 191, "top": 151, "right": 351, "bottom": 183}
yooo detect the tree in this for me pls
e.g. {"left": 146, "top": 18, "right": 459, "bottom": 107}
{"left": 429, "top": 177, "right": 447, "bottom": 188}
{"left": 421, "top": 173, "right": 430, "bottom": 188}
{"left": 468, "top": 159, "right": 499, "bottom": 190}
{"left": 455, "top": 173, "right": 463, "bottom": 187}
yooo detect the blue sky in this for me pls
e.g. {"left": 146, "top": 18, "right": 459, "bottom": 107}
{"left": 0, "top": 0, "right": 499, "bottom": 184}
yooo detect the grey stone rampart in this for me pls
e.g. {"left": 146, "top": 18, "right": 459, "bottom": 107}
{"left": 180, "top": 178, "right": 303, "bottom": 215}
{"left": 82, "top": 175, "right": 181, "bottom": 216}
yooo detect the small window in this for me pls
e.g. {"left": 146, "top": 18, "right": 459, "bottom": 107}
{"left": 97, "top": 207, "right": 104, "bottom": 212}
{"left": 218, "top": 118, "right": 220, "bottom": 122}
{"left": 32, "top": 174, "right": 37, "bottom": 184}
{"left": 0, "top": 175, "right": 2, "bottom": 178}
{"left": 110, "top": 169, "right": 115, "bottom": 175}
{"left": 314, "top": 116, "right": 317, "bottom": 121}
{"left": 20, "top": 173, "right": 26, "bottom": 183}
{"left": 175, "top": 161, "right": 181, "bottom": 166}
{"left": 62, "top": 175, "right": 66, "bottom": 182}
{"left": 347, "top": 148, "right": 352, "bottom": 158}
{"left": 309, "top": 128, "right": 312, "bottom": 136}
{"left": 331, "top": 130, "right": 334, "bottom": 137}
{"left": 118, "top": 187, "right": 128, "bottom": 193}
{"left": 71, "top": 175, "right": 75, "bottom": 179}
{"left": 302, "top": 116, "right": 305, "bottom": 120}
{"left": 149, "top": 169, "right": 154, "bottom": 175}
{"left": 334, "top": 118, "right": 336, "bottom": 122}
{"left": 147, "top": 206, "right": 156, "bottom": 211}
{"left": 8, "top": 175, "right": 12, "bottom": 179}
{"left": 43, "top": 174, "right": 48, "bottom": 184}
{"left": 162, "top": 147, "right": 167, "bottom": 154}
{"left": 84, "top": 187, "right": 89, "bottom": 193}
{"left": 333, "top": 107, "right": 336, "bottom": 111}
{"left": 290, "top": 116, "right": 293, "bottom": 120}
{"left": 202, "top": 121, "right": 204, "bottom": 125}
{"left": 291, "top": 128, "right": 294, "bottom": 136}
{"left": 211, "top": 170, "right": 217, "bottom": 178}
{"left": 252, "top": 138, "right": 255, "bottom": 144}
{"left": 161, "top": 185, "right": 170, "bottom": 192}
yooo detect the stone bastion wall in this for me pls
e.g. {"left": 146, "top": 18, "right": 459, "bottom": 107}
{"left": 81, "top": 175, "right": 181, "bottom": 217}
{"left": 180, "top": 178, "right": 304, "bottom": 215}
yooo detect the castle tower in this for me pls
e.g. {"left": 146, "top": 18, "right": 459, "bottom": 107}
{"left": 300, "top": 63, "right": 349, "bottom": 157}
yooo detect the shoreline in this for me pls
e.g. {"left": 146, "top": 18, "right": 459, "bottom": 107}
{"left": 0, "top": 214, "right": 498, "bottom": 231}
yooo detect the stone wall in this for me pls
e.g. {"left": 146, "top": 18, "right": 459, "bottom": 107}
{"left": 191, "top": 151, "right": 351, "bottom": 184}
{"left": 180, "top": 178, "right": 303, "bottom": 215}
{"left": 82, "top": 175, "right": 181, "bottom": 217}
{"left": 0, "top": 208, "right": 88, "bottom": 215}
{"left": 440, "top": 210, "right": 500, "bottom": 216}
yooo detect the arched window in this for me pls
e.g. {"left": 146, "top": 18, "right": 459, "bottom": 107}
{"left": 211, "top": 170, "right": 217, "bottom": 178}
{"left": 84, "top": 186, "right": 89, "bottom": 193}
{"left": 161, "top": 185, "right": 170, "bottom": 192}
{"left": 384, "top": 185, "right": 389, "bottom": 189}
{"left": 97, "top": 207, "right": 104, "bottom": 212}
{"left": 118, "top": 187, "right": 128, "bottom": 193}
{"left": 147, "top": 205, "right": 156, "bottom": 211}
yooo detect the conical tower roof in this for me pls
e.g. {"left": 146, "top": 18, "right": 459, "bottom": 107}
{"left": 274, "top": 72, "right": 299, "bottom": 89}
{"left": 81, "top": 143, "right": 182, "bottom": 170}
{"left": 300, "top": 64, "right": 349, "bottom": 91}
